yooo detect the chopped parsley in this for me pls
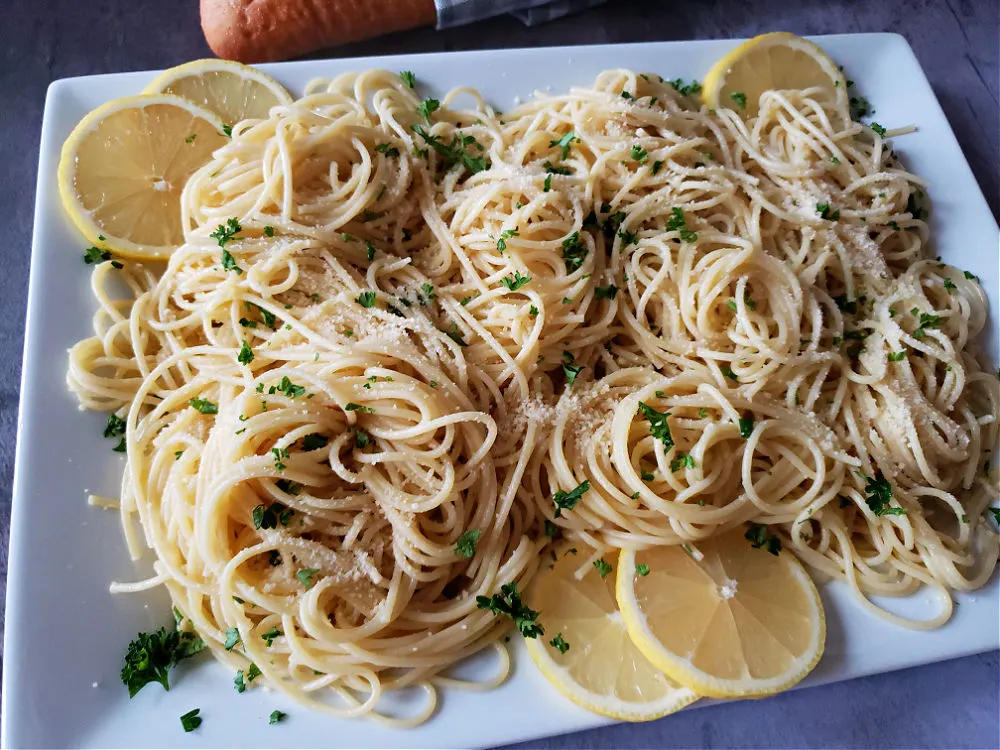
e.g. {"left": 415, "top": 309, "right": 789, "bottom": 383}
{"left": 399, "top": 70, "right": 416, "bottom": 88}
{"left": 189, "top": 398, "right": 218, "bottom": 415}
{"left": 295, "top": 568, "right": 320, "bottom": 589}
{"left": 549, "top": 633, "right": 570, "bottom": 654}
{"left": 561, "top": 232, "right": 588, "bottom": 273}
{"left": 252, "top": 501, "right": 293, "bottom": 530}
{"left": 355, "top": 290, "right": 376, "bottom": 308}
{"left": 271, "top": 446, "right": 289, "bottom": 471}
{"left": 669, "top": 79, "right": 701, "bottom": 96}
{"left": 738, "top": 415, "right": 755, "bottom": 439}
{"left": 224, "top": 627, "right": 241, "bottom": 652}
{"left": 593, "top": 558, "right": 612, "bottom": 578}
{"left": 210, "top": 218, "right": 241, "bottom": 248}
{"left": 269, "top": 710, "right": 288, "bottom": 725}
{"left": 870, "top": 122, "right": 887, "bottom": 137}
{"left": 502, "top": 271, "right": 531, "bottom": 291}
{"left": 833, "top": 295, "right": 857, "bottom": 314}
{"left": 300, "top": 433, "right": 329, "bottom": 451}
{"left": 816, "top": 202, "right": 840, "bottom": 221}
{"left": 496, "top": 228, "right": 519, "bottom": 252}
{"left": 863, "top": 471, "right": 906, "bottom": 516}
{"left": 549, "top": 131, "right": 577, "bottom": 159}
{"left": 730, "top": 91, "right": 747, "bottom": 109}
{"left": 366, "top": 241, "right": 376, "bottom": 261}
{"left": 562, "top": 357, "right": 583, "bottom": 386}
{"left": 222, "top": 124, "right": 233, "bottom": 137}
{"left": 83, "top": 245, "right": 119, "bottom": 266}
{"left": 179, "top": 708, "right": 202, "bottom": 732}
{"left": 263, "top": 225, "right": 274, "bottom": 237}
{"left": 445, "top": 323, "right": 468, "bottom": 346}
{"left": 888, "top": 351, "right": 906, "bottom": 362}
{"left": 476, "top": 582, "right": 543, "bottom": 638}
{"left": 417, "top": 98, "right": 440, "bottom": 123}
{"left": 354, "top": 430, "right": 371, "bottom": 449}
{"left": 221, "top": 249, "right": 243, "bottom": 275}
{"left": 652, "top": 160, "right": 663, "bottom": 175}
{"left": 595, "top": 284, "right": 618, "bottom": 299}
{"left": 745, "top": 524, "right": 781, "bottom": 555}
{"left": 553, "top": 480, "right": 590, "bottom": 518}
{"left": 543, "top": 173, "right": 552, "bottom": 192}
{"left": 529, "top": 305, "right": 539, "bottom": 316}
{"left": 943, "top": 277, "right": 956, "bottom": 292}
{"left": 637, "top": 402, "right": 673, "bottom": 449}
{"left": 455, "top": 529, "right": 481, "bottom": 559}
{"left": 345, "top": 402, "right": 375, "bottom": 414}
{"left": 237, "top": 341, "right": 254, "bottom": 365}
{"left": 375, "top": 143, "right": 400, "bottom": 158}
{"left": 670, "top": 453, "right": 696, "bottom": 472}
{"left": 912, "top": 312, "right": 943, "bottom": 339}
{"left": 260, "top": 627, "right": 283, "bottom": 647}
{"left": 275, "top": 479, "right": 300, "bottom": 495}
{"left": 270, "top": 376, "right": 305, "bottom": 399}
{"left": 630, "top": 144, "right": 648, "bottom": 163}
{"left": 120, "top": 625, "right": 205, "bottom": 698}
{"left": 544, "top": 520, "right": 561, "bottom": 538}
{"left": 850, "top": 95, "right": 872, "bottom": 121}
{"left": 618, "top": 228, "right": 639, "bottom": 246}
{"left": 666, "top": 206, "right": 697, "bottom": 242}
{"left": 543, "top": 160, "right": 572, "bottom": 175}
{"left": 411, "top": 124, "right": 490, "bottom": 175}
{"left": 635, "top": 563, "right": 650, "bottom": 577}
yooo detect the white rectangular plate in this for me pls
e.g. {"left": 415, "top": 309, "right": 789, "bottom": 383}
{"left": 4, "top": 33, "right": 998, "bottom": 750}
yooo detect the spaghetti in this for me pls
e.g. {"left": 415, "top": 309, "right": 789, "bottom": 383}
{"left": 68, "top": 68, "right": 999, "bottom": 722}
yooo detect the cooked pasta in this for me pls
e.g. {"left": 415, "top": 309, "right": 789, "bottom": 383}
{"left": 68, "top": 67, "right": 999, "bottom": 723}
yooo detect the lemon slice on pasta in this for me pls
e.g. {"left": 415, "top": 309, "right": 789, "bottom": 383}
{"left": 702, "top": 32, "right": 848, "bottom": 119}
{"left": 524, "top": 550, "right": 698, "bottom": 721}
{"left": 617, "top": 527, "right": 825, "bottom": 699}
{"left": 143, "top": 58, "right": 292, "bottom": 131}
{"left": 58, "top": 94, "right": 228, "bottom": 259}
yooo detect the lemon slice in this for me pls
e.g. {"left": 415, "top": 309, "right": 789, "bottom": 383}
{"left": 617, "top": 528, "right": 825, "bottom": 699}
{"left": 524, "top": 550, "right": 698, "bottom": 721}
{"left": 702, "top": 32, "right": 848, "bottom": 119}
{"left": 58, "top": 95, "right": 228, "bottom": 259}
{"left": 143, "top": 59, "right": 292, "bottom": 130}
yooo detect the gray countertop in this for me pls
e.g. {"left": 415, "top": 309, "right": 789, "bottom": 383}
{"left": 1, "top": 1, "right": 997, "bottom": 747}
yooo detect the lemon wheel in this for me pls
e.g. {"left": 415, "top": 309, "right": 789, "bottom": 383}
{"left": 702, "top": 32, "right": 848, "bottom": 120}
{"left": 617, "top": 528, "right": 825, "bottom": 699}
{"left": 524, "top": 550, "right": 698, "bottom": 721}
{"left": 143, "top": 59, "right": 292, "bottom": 131}
{"left": 58, "top": 94, "right": 228, "bottom": 259}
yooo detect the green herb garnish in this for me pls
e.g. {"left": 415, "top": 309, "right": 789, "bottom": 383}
{"left": 553, "top": 480, "right": 590, "bottom": 518}
{"left": 455, "top": 529, "right": 481, "bottom": 559}
{"left": 477, "top": 582, "right": 543, "bottom": 638}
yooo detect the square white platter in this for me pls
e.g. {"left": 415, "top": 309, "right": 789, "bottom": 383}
{"left": 4, "top": 32, "right": 998, "bottom": 750}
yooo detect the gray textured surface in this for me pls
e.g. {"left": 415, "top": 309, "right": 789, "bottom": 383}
{"left": 1, "top": 1, "right": 998, "bottom": 747}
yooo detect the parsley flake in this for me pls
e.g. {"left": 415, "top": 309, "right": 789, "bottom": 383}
{"left": 549, "top": 131, "right": 578, "bottom": 160}
{"left": 180, "top": 708, "right": 202, "bottom": 732}
{"left": 502, "top": 271, "right": 531, "bottom": 291}
{"left": 476, "top": 582, "right": 543, "bottom": 638}
{"left": 745, "top": 524, "right": 781, "bottom": 555}
{"left": 637, "top": 402, "right": 674, "bottom": 449}
{"left": 189, "top": 398, "right": 218, "bottom": 415}
{"left": 553, "top": 480, "right": 590, "bottom": 518}
{"left": 593, "top": 558, "right": 612, "bottom": 578}
{"left": 295, "top": 568, "right": 320, "bottom": 589}
{"left": 455, "top": 529, "right": 481, "bottom": 558}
